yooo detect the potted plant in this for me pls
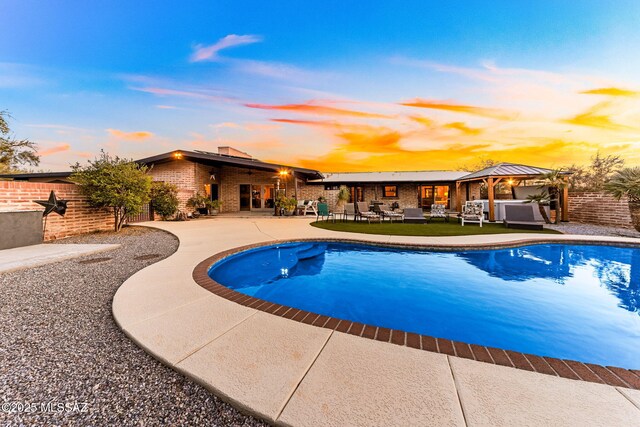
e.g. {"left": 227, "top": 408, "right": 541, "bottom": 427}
{"left": 208, "top": 199, "right": 222, "bottom": 215}
{"left": 283, "top": 197, "right": 297, "bottom": 216}
{"left": 336, "top": 186, "right": 350, "bottom": 211}
{"left": 275, "top": 196, "right": 297, "bottom": 216}
{"left": 186, "top": 192, "right": 209, "bottom": 215}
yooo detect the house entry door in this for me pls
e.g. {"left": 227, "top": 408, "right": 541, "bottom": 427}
{"left": 239, "top": 185, "right": 251, "bottom": 211}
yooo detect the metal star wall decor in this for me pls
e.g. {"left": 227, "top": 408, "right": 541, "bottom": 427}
{"left": 34, "top": 190, "right": 68, "bottom": 217}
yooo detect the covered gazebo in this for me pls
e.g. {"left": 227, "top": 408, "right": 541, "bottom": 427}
{"left": 455, "top": 163, "right": 570, "bottom": 222}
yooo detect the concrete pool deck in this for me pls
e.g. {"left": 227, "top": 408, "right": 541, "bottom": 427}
{"left": 113, "top": 218, "right": 640, "bottom": 426}
{"left": 0, "top": 242, "right": 120, "bottom": 273}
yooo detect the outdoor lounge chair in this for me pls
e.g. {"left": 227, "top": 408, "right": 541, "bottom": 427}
{"left": 355, "top": 202, "right": 381, "bottom": 223}
{"left": 503, "top": 204, "right": 543, "bottom": 230}
{"left": 344, "top": 203, "right": 356, "bottom": 221}
{"left": 403, "top": 208, "right": 426, "bottom": 224}
{"left": 374, "top": 204, "right": 404, "bottom": 222}
{"left": 461, "top": 202, "right": 483, "bottom": 227}
{"left": 428, "top": 204, "right": 448, "bottom": 223}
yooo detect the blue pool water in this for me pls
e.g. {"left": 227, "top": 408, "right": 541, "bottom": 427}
{"left": 209, "top": 242, "right": 640, "bottom": 368}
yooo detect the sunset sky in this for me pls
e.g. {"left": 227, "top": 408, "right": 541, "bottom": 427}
{"left": 2, "top": 1, "right": 640, "bottom": 172}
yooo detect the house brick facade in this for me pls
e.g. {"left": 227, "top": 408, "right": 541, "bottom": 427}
{"left": 148, "top": 158, "right": 479, "bottom": 214}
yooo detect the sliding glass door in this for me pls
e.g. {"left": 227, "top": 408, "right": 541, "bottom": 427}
{"left": 419, "top": 185, "right": 451, "bottom": 209}
{"left": 250, "top": 184, "right": 275, "bottom": 210}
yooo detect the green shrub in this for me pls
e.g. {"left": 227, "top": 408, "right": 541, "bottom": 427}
{"left": 150, "top": 182, "right": 179, "bottom": 220}
{"left": 71, "top": 151, "right": 152, "bottom": 232}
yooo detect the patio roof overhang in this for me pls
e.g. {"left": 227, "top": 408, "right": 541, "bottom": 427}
{"left": 308, "top": 170, "right": 470, "bottom": 185}
{"left": 135, "top": 150, "right": 325, "bottom": 180}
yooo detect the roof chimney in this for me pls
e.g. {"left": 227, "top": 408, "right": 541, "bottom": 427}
{"left": 217, "top": 146, "right": 253, "bottom": 159}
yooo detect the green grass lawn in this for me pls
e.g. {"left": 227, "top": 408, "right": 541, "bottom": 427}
{"left": 311, "top": 220, "right": 562, "bottom": 236}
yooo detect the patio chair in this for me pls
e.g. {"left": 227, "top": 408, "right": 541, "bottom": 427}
{"left": 428, "top": 204, "right": 448, "bottom": 223}
{"left": 296, "top": 199, "right": 309, "bottom": 215}
{"left": 374, "top": 204, "right": 404, "bottom": 222}
{"left": 315, "top": 203, "right": 335, "bottom": 222}
{"left": 355, "top": 202, "right": 381, "bottom": 223}
{"left": 503, "top": 204, "right": 543, "bottom": 230}
{"left": 403, "top": 208, "right": 426, "bottom": 224}
{"left": 461, "top": 202, "right": 484, "bottom": 227}
{"left": 344, "top": 203, "right": 356, "bottom": 221}
{"left": 304, "top": 200, "right": 318, "bottom": 216}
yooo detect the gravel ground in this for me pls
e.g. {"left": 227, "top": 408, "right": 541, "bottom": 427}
{"left": 0, "top": 226, "right": 266, "bottom": 427}
{"left": 546, "top": 222, "right": 640, "bottom": 238}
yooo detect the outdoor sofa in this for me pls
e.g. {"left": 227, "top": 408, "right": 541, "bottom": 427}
{"left": 403, "top": 208, "right": 426, "bottom": 224}
{"left": 503, "top": 204, "right": 544, "bottom": 230}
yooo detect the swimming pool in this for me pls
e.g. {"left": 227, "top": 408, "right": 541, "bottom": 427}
{"left": 208, "top": 241, "right": 640, "bottom": 369}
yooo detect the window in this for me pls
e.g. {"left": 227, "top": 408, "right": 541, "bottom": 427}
{"left": 383, "top": 185, "right": 398, "bottom": 198}
{"left": 324, "top": 184, "right": 340, "bottom": 191}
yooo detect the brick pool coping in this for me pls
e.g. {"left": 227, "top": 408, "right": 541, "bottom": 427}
{"left": 192, "top": 237, "right": 640, "bottom": 391}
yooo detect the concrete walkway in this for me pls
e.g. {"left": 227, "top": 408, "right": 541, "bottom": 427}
{"left": 0, "top": 243, "right": 120, "bottom": 274}
{"left": 113, "top": 218, "right": 640, "bottom": 426}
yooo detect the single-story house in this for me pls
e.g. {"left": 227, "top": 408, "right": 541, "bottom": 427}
{"left": 0, "top": 146, "right": 569, "bottom": 221}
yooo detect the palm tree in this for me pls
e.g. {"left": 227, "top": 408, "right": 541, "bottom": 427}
{"left": 538, "top": 169, "right": 567, "bottom": 224}
{"left": 525, "top": 192, "right": 551, "bottom": 224}
{"left": 604, "top": 167, "right": 640, "bottom": 232}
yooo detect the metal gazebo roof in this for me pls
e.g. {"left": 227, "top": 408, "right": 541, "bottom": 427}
{"left": 457, "top": 163, "right": 567, "bottom": 182}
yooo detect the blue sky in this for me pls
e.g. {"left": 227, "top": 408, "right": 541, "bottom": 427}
{"left": 2, "top": 1, "right": 640, "bottom": 171}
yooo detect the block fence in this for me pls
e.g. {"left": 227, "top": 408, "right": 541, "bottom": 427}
{"left": 0, "top": 181, "right": 115, "bottom": 241}
{"left": 568, "top": 192, "right": 633, "bottom": 228}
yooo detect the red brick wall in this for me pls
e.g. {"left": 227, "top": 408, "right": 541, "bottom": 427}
{"left": 218, "top": 166, "right": 297, "bottom": 212}
{"left": 0, "top": 181, "right": 115, "bottom": 241}
{"left": 568, "top": 192, "right": 633, "bottom": 228}
{"left": 149, "top": 160, "right": 198, "bottom": 211}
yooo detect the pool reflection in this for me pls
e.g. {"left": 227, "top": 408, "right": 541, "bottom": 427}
{"left": 457, "top": 245, "right": 640, "bottom": 314}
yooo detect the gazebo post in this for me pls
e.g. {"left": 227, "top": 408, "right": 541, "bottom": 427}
{"left": 455, "top": 181, "right": 461, "bottom": 211}
{"left": 562, "top": 176, "right": 569, "bottom": 222}
{"left": 487, "top": 177, "right": 495, "bottom": 222}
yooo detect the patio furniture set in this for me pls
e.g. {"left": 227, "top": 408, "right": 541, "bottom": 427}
{"left": 314, "top": 200, "right": 544, "bottom": 230}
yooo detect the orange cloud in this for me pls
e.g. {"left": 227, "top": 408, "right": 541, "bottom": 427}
{"left": 38, "top": 143, "right": 70, "bottom": 156}
{"left": 295, "top": 138, "right": 613, "bottom": 172}
{"left": 400, "top": 98, "right": 517, "bottom": 120}
{"left": 271, "top": 118, "right": 337, "bottom": 128}
{"left": 563, "top": 102, "right": 629, "bottom": 130}
{"left": 337, "top": 127, "right": 405, "bottom": 153}
{"left": 245, "top": 102, "right": 392, "bottom": 118}
{"left": 580, "top": 87, "right": 639, "bottom": 97}
{"left": 409, "top": 116, "right": 434, "bottom": 127}
{"left": 443, "top": 122, "right": 483, "bottom": 135}
{"left": 107, "top": 129, "right": 154, "bottom": 141}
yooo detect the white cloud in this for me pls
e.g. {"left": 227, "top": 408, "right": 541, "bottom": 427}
{"left": 190, "top": 34, "right": 263, "bottom": 62}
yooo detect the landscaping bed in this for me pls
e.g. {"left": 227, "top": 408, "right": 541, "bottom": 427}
{"left": 0, "top": 226, "right": 264, "bottom": 426}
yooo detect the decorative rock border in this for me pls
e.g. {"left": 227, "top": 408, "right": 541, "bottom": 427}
{"left": 192, "top": 238, "right": 640, "bottom": 390}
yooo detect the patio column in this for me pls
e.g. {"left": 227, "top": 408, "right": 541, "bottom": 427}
{"left": 293, "top": 172, "right": 298, "bottom": 200}
{"left": 487, "top": 177, "right": 495, "bottom": 222}
{"left": 562, "top": 176, "right": 569, "bottom": 222}
{"left": 455, "top": 181, "right": 461, "bottom": 211}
